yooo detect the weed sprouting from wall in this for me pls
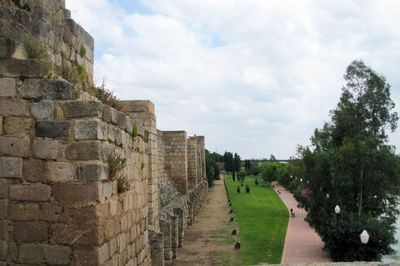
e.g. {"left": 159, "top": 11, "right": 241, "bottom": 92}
{"left": 107, "top": 149, "right": 131, "bottom": 193}
{"left": 91, "top": 82, "right": 121, "bottom": 110}
{"left": 79, "top": 44, "right": 86, "bottom": 58}
{"left": 24, "top": 38, "right": 47, "bottom": 59}
{"left": 132, "top": 122, "right": 138, "bottom": 138}
{"left": 23, "top": 38, "right": 54, "bottom": 76}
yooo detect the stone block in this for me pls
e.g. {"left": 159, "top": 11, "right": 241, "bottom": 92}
{"left": 106, "top": 124, "right": 115, "bottom": 143}
{"left": 39, "top": 203, "right": 62, "bottom": 222}
{"left": 0, "top": 241, "right": 7, "bottom": 261}
{"left": 103, "top": 105, "right": 118, "bottom": 124}
{"left": 8, "top": 203, "right": 39, "bottom": 221}
{"left": 21, "top": 78, "right": 75, "bottom": 100}
{"left": 115, "top": 128, "right": 122, "bottom": 147}
{"left": 109, "top": 237, "right": 117, "bottom": 256}
{"left": 9, "top": 183, "right": 51, "bottom": 201}
{"left": 0, "top": 180, "right": 7, "bottom": 199}
{"left": 0, "top": 157, "right": 22, "bottom": 178}
{"left": 66, "top": 141, "right": 101, "bottom": 160}
{"left": 30, "top": 100, "right": 53, "bottom": 119}
{"left": 103, "top": 181, "right": 113, "bottom": 199}
{"left": 32, "top": 138, "right": 58, "bottom": 159}
{"left": 62, "top": 205, "right": 98, "bottom": 225}
{"left": 0, "top": 136, "right": 30, "bottom": 157}
{"left": 110, "top": 199, "right": 118, "bottom": 216}
{"left": 98, "top": 242, "right": 109, "bottom": 265}
{"left": 43, "top": 244, "right": 71, "bottom": 265}
{"left": 117, "top": 112, "right": 128, "bottom": 130}
{"left": 0, "top": 99, "right": 27, "bottom": 116}
{"left": 72, "top": 248, "right": 98, "bottom": 266}
{"left": 61, "top": 101, "right": 103, "bottom": 118}
{"left": 104, "top": 219, "right": 114, "bottom": 240}
{"left": 0, "top": 58, "right": 49, "bottom": 78}
{"left": 74, "top": 119, "right": 107, "bottom": 140}
{"left": 118, "top": 233, "right": 127, "bottom": 253}
{"left": 77, "top": 163, "right": 107, "bottom": 183}
{"left": 0, "top": 200, "right": 7, "bottom": 219}
{"left": 44, "top": 161, "right": 74, "bottom": 182}
{"left": 23, "top": 159, "right": 44, "bottom": 181}
{"left": 35, "top": 121, "right": 70, "bottom": 138}
{"left": 0, "top": 116, "right": 2, "bottom": 135}
{"left": 0, "top": 220, "right": 6, "bottom": 240}
{"left": 18, "top": 243, "right": 44, "bottom": 264}
{"left": 50, "top": 223, "right": 102, "bottom": 246}
{"left": 0, "top": 78, "right": 16, "bottom": 97}
{"left": 3, "top": 117, "right": 33, "bottom": 137}
{"left": 53, "top": 182, "right": 101, "bottom": 203}
{"left": 14, "top": 221, "right": 49, "bottom": 242}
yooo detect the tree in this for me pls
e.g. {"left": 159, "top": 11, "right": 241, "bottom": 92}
{"left": 233, "top": 153, "right": 241, "bottom": 181}
{"left": 260, "top": 162, "right": 278, "bottom": 182}
{"left": 237, "top": 169, "right": 246, "bottom": 186}
{"left": 223, "top": 151, "right": 233, "bottom": 172}
{"left": 205, "top": 150, "right": 221, "bottom": 186}
{"left": 298, "top": 60, "right": 399, "bottom": 261}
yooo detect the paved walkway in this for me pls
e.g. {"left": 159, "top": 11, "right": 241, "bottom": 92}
{"left": 272, "top": 182, "right": 331, "bottom": 264}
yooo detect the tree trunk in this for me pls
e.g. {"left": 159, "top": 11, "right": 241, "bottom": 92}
{"left": 358, "top": 165, "right": 364, "bottom": 217}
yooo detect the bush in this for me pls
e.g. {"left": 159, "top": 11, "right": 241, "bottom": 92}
{"left": 237, "top": 186, "right": 240, "bottom": 193}
{"left": 322, "top": 211, "right": 395, "bottom": 261}
{"left": 245, "top": 185, "right": 250, "bottom": 193}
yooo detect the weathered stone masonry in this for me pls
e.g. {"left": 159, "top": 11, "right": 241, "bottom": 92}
{"left": 0, "top": 1, "right": 208, "bottom": 265}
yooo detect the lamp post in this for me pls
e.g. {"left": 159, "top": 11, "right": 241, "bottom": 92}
{"left": 335, "top": 205, "right": 340, "bottom": 234}
{"left": 360, "top": 230, "right": 369, "bottom": 244}
{"left": 334, "top": 205, "right": 341, "bottom": 261}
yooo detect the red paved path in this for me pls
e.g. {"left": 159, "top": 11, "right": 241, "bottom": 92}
{"left": 272, "top": 182, "right": 331, "bottom": 264}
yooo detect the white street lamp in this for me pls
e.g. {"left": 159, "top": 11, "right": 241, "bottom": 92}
{"left": 335, "top": 205, "right": 341, "bottom": 214}
{"left": 326, "top": 193, "right": 330, "bottom": 198}
{"left": 360, "top": 230, "right": 369, "bottom": 244}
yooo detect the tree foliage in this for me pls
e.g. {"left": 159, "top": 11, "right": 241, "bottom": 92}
{"left": 260, "top": 162, "right": 294, "bottom": 186}
{"left": 297, "top": 60, "right": 399, "bottom": 261}
{"left": 205, "top": 149, "right": 221, "bottom": 186}
{"left": 223, "top": 151, "right": 233, "bottom": 172}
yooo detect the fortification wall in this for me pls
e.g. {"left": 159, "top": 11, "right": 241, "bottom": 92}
{"left": 0, "top": 0, "right": 94, "bottom": 82}
{"left": 0, "top": 2, "right": 208, "bottom": 266}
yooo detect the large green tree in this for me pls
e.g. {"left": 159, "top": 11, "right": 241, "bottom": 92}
{"left": 298, "top": 60, "right": 399, "bottom": 261}
{"left": 223, "top": 151, "right": 233, "bottom": 172}
{"left": 205, "top": 149, "right": 221, "bottom": 186}
{"left": 233, "top": 153, "right": 241, "bottom": 181}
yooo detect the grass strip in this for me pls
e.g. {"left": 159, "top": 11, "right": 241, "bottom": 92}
{"left": 225, "top": 175, "right": 289, "bottom": 264}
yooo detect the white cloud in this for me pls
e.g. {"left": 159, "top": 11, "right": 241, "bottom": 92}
{"left": 66, "top": 0, "right": 400, "bottom": 159}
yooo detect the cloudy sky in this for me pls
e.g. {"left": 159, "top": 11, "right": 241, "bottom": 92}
{"left": 66, "top": 0, "right": 400, "bottom": 159}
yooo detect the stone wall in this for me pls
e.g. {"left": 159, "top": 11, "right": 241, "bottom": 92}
{"left": 0, "top": 0, "right": 94, "bottom": 82}
{"left": 0, "top": 1, "right": 208, "bottom": 266}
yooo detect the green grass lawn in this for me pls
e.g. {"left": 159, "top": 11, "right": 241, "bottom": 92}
{"left": 225, "top": 174, "right": 289, "bottom": 265}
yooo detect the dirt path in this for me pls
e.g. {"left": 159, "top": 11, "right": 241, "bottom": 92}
{"left": 175, "top": 178, "right": 243, "bottom": 266}
{"left": 272, "top": 182, "right": 331, "bottom": 264}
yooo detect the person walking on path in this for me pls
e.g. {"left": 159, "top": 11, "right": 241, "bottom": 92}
{"left": 272, "top": 181, "right": 331, "bottom": 264}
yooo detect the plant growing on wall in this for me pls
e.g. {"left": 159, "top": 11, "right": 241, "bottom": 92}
{"left": 132, "top": 122, "right": 138, "bottom": 138}
{"left": 23, "top": 38, "right": 54, "bottom": 76}
{"left": 107, "top": 149, "right": 131, "bottom": 193}
{"left": 79, "top": 44, "right": 86, "bottom": 58}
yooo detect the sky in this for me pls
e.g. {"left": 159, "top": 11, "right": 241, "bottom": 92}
{"left": 65, "top": 0, "right": 400, "bottom": 159}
